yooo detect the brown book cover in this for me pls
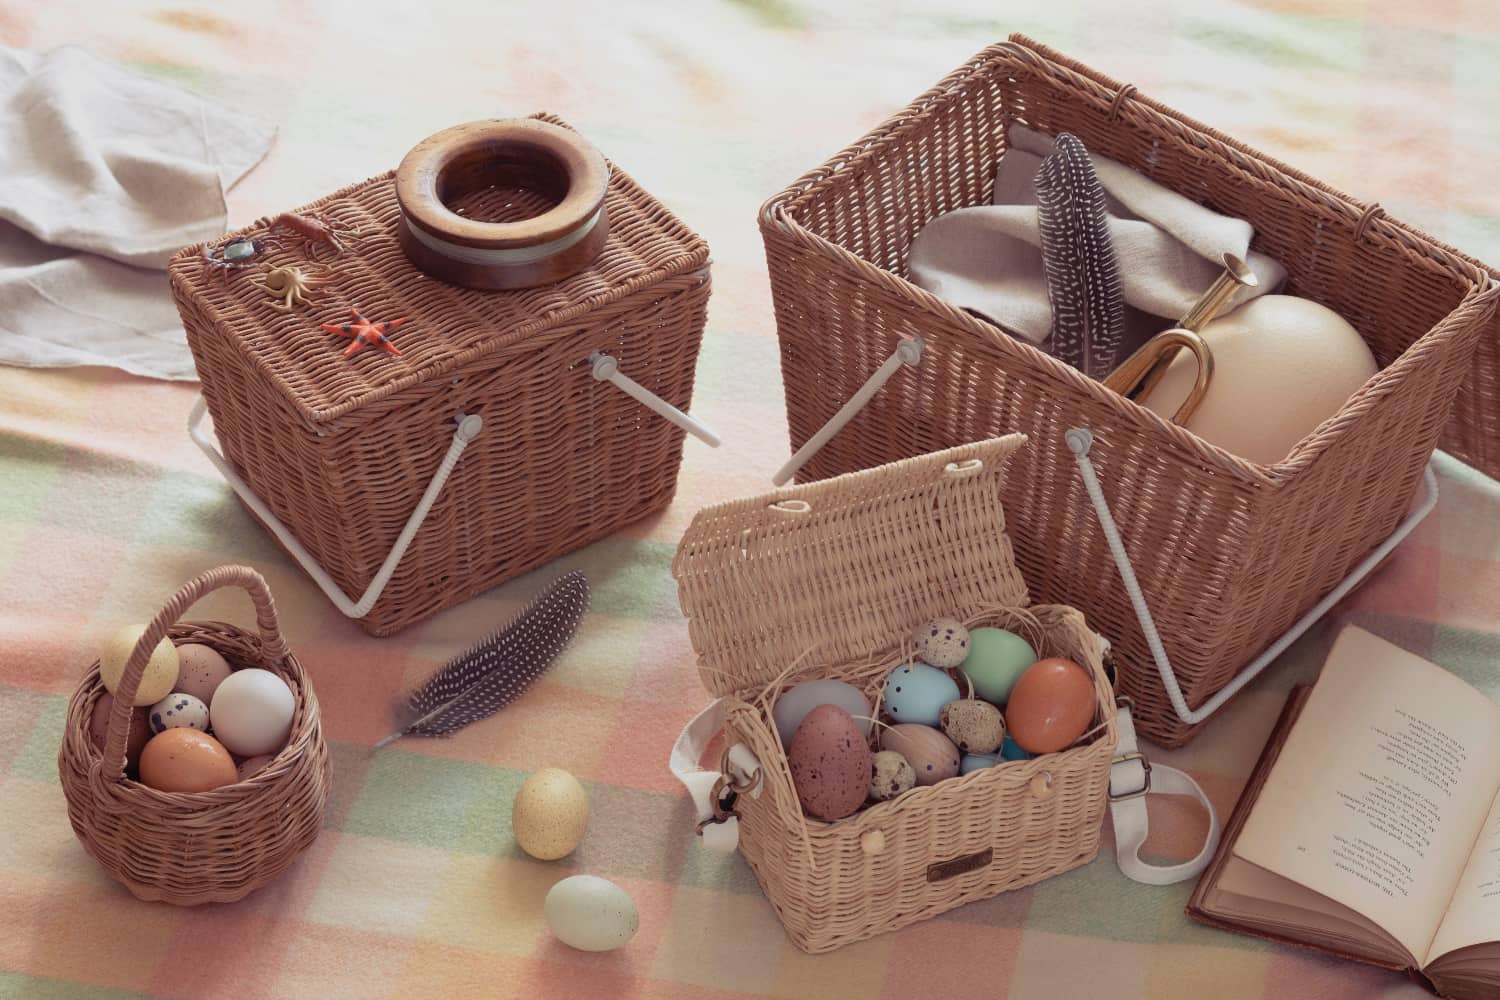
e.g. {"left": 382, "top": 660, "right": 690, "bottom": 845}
{"left": 1188, "top": 685, "right": 1441, "bottom": 995}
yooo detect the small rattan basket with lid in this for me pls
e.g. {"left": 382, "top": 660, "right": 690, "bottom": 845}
{"left": 672, "top": 435, "right": 1116, "bottom": 953}
{"left": 58, "top": 565, "right": 330, "bottom": 905}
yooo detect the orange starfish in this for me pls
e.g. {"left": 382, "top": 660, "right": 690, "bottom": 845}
{"left": 321, "top": 308, "right": 407, "bottom": 357}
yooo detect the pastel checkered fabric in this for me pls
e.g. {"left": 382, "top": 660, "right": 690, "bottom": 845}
{"left": 2, "top": 1, "right": 1498, "bottom": 997}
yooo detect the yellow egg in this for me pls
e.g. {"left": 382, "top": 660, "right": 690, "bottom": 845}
{"left": 99, "top": 625, "right": 180, "bottom": 707}
{"left": 512, "top": 767, "right": 589, "bottom": 860}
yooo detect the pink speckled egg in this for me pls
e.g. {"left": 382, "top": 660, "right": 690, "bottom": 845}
{"left": 787, "top": 704, "right": 872, "bottom": 821}
{"left": 173, "top": 643, "right": 233, "bottom": 705}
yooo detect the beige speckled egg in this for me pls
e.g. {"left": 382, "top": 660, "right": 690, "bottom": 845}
{"left": 99, "top": 624, "right": 179, "bottom": 707}
{"left": 149, "top": 692, "right": 210, "bottom": 734}
{"left": 173, "top": 643, "right": 233, "bottom": 704}
{"left": 912, "top": 617, "right": 971, "bottom": 669}
{"left": 513, "top": 767, "right": 590, "bottom": 860}
{"left": 882, "top": 724, "right": 960, "bottom": 786}
{"left": 868, "top": 749, "right": 915, "bottom": 802}
{"left": 939, "top": 699, "right": 1006, "bottom": 754}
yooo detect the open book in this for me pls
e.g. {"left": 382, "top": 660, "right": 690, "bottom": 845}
{"left": 1189, "top": 627, "right": 1500, "bottom": 999}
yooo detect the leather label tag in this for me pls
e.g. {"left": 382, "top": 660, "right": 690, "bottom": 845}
{"left": 927, "top": 847, "right": 993, "bottom": 882}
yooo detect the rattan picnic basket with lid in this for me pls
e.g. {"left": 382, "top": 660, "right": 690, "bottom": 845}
{"left": 758, "top": 36, "right": 1500, "bottom": 748}
{"left": 171, "top": 114, "right": 713, "bottom": 636}
{"left": 58, "top": 565, "right": 330, "bottom": 905}
{"left": 670, "top": 435, "right": 1130, "bottom": 953}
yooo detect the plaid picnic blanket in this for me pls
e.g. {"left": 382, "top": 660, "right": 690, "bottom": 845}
{"left": 2, "top": 1, "right": 1498, "bottom": 997}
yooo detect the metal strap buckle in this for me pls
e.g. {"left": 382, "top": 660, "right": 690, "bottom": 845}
{"left": 1109, "top": 751, "right": 1152, "bottom": 801}
{"left": 694, "top": 747, "right": 762, "bottom": 835}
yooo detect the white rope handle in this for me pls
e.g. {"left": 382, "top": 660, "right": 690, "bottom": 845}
{"left": 188, "top": 396, "right": 481, "bottom": 619}
{"left": 772, "top": 335, "right": 924, "bottom": 485}
{"left": 589, "top": 352, "right": 721, "bottom": 447}
{"left": 1067, "top": 427, "right": 1439, "bottom": 725}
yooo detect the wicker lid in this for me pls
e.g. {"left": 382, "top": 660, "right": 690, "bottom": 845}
{"left": 673, "top": 435, "right": 1031, "bottom": 697}
{"left": 167, "top": 113, "right": 709, "bottom": 427}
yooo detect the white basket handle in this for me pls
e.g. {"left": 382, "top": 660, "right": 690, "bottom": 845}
{"left": 589, "top": 352, "right": 720, "bottom": 447}
{"left": 187, "top": 396, "right": 482, "bottom": 619}
{"left": 772, "top": 335, "right": 924, "bottom": 485}
{"left": 1067, "top": 427, "right": 1439, "bottom": 725}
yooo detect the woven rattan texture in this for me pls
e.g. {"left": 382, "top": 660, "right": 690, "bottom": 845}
{"left": 170, "top": 116, "right": 711, "bottom": 635}
{"left": 759, "top": 37, "right": 1500, "bottom": 748}
{"left": 674, "top": 438, "right": 1115, "bottom": 952}
{"left": 58, "top": 566, "right": 330, "bottom": 906}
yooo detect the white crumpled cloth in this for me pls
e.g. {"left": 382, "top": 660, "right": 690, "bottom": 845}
{"left": 910, "top": 124, "right": 1286, "bottom": 350}
{"left": 0, "top": 46, "right": 275, "bottom": 380}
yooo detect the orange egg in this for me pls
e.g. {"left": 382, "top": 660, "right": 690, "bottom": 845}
{"left": 1005, "top": 658, "right": 1097, "bottom": 754}
{"left": 138, "top": 729, "right": 238, "bottom": 793}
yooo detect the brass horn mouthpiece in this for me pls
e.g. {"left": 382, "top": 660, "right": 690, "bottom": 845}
{"left": 1101, "top": 253, "right": 1257, "bottom": 424}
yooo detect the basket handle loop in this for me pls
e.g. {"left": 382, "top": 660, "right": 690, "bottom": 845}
{"left": 772, "top": 335, "right": 924, "bottom": 486}
{"left": 588, "top": 352, "right": 721, "bottom": 447}
{"left": 103, "top": 564, "right": 287, "bottom": 780}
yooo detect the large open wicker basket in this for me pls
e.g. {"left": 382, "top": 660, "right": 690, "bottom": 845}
{"left": 170, "top": 114, "right": 711, "bottom": 636}
{"left": 59, "top": 566, "right": 330, "bottom": 905}
{"left": 673, "top": 435, "right": 1116, "bottom": 952}
{"left": 759, "top": 36, "right": 1500, "bottom": 748}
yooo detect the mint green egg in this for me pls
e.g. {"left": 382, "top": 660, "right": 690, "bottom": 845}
{"left": 959, "top": 627, "right": 1036, "bottom": 704}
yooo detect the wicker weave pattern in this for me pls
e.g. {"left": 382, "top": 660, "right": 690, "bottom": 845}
{"left": 170, "top": 115, "right": 711, "bottom": 635}
{"left": 759, "top": 37, "right": 1500, "bottom": 747}
{"left": 58, "top": 566, "right": 330, "bottom": 905}
{"left": 675, "top": 437, "right": 1115, "bottom": 953}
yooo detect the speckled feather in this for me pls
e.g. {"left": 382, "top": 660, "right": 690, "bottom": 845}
{"left": 374, "top": 572, "right": 589, "bottom": 747}
{"left": 1036, "top": 133, "right": 1125, "bottom": 381}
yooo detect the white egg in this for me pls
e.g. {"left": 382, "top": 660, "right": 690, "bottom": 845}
{"left": 148, "top": 692, "right": 210, "bottom": 734}
{"left": 210, "top": 668, "right": 294, "bottom": 756}
{"left": 544, "top": 875, "right": 639, "bottom": 952}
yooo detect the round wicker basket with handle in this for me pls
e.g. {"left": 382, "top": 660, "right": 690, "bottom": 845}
{"left": 58, "top": 565, "right": 330, "bottom": 905}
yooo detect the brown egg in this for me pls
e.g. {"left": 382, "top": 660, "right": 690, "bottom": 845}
{"left": 88, "top": 692, "right": 151, "bottom": 772}
{"left": 787, "top": 704, "right": 872, "bottom": 821}
{"left": 139, "top": 729, "right": 238, "bottom": 793}
{"left": 1006, "top": 658, "right": 1096, "bottom": 754}
{"left": 882, "top": 723, "right": 961, "bottom": 786}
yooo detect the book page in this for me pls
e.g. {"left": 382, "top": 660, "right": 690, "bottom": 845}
{"left": 1234, "top": 627, "right": 1500, "bottom": 963}
{"left": 1428, "top": 788, "right": 1500, "bottom": 963}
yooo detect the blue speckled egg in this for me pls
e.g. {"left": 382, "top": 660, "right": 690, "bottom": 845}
{"left": 960, "top": 752, "right": 1000, "bottom": 775}
{"left": 881, "top": 662, "right": 960, "bottom": 726}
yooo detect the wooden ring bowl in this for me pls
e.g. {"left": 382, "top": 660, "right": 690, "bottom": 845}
{"left": 395, "top": 119, "right": 610, "bottom": 290}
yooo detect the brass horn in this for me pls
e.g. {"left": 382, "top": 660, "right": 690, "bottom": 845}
{"left": 1102, "top": 252, "right": 1257, "bottom": 424}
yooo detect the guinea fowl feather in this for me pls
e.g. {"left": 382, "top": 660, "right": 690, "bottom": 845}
{"left": 374, "top": 571, "right": 590, "bottom": 747}
{"left": 1035, "top": 133, "right": 1125, "bottom": 380}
